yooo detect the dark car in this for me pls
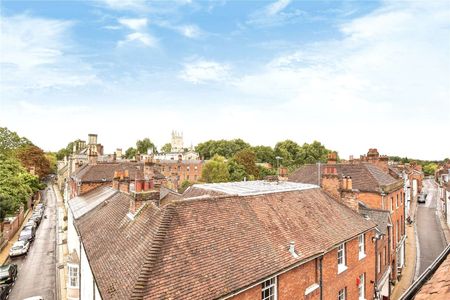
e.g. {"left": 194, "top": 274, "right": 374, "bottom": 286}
{"left": 0, "top": 264, "right": 17, "bottom": 285}
{"left": 30, "top": 214, "right": 41, "bottom": 226}
{"left": 0, "top": 283, "right": 12, "bottom": 300}
{"left": 418, "top": 194, "right": 426, "bottom": 203}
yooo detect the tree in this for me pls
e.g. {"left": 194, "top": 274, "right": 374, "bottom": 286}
{"left": 423, "top": 163, "right": 438, "bottom": 176}
{"left": 160, "top": 143, "right": 172, "bottom": 154}
{"left": 252, "top": 145, "right": 276, "bottom": 165}
{"left": 274, "top": 140, "right": 301, "bottom": 168}
{"left": 257, "top": 165, "right": 277, "bottom": 179}
{"left": 234, "top": 148, "right": 259, "bottom": 178}
{"left": 298, "top": 141, "right": 332, "bottom": 164}
{"left": 195, "top": 139, "right": 250, "bottom": 159}
{"left": 0, "top": 127, "right": 32, "bottom": 156}
{"left": 125, "top": 147, "right": 137, "bottom": 159}
{"left": 227, "top": 159, "right": 248, "bottom": 182}
{"left": 178, "top": 180, "right": 193, "bottom": 193}
{"left": 45, "top": 152, "right": 58, "bottom": 173}
{"left": 136, "top": 138, "right": 157, "bottom": 155}
{"left": 0, "top": 154, "right": 42, "bottom": 221}
{"left": 15, "top": 145, "right": 52, "bottom": 178}
{"left": 201, "top": 155, "right": 230, "bottom": 183}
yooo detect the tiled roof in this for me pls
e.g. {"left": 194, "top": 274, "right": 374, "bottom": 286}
{"left": 72, "top": 162, "right": 164, "bottom": 182}
{"left": 77, "top": 187, "right": 376, "bottom": 300}
{"left": 69, "top": 186, "right": 118, "bottom": 219}
{"left": 359, "top": 205, "right": 391, "bottom": 235}
{"left": 414, "top": 253, "right": 450, "bottom": 299}
{"left": 289, "top": 163, "right": 401, "bottom": 193}
{"left": 404, "top": 245, "right": 450, "bottom": 300}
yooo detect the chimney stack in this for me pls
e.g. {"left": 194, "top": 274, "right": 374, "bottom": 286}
{"left": 327, "top": 152, "right": 338, "bottom": 164}
{"left": 321, "top": 166, "right": 340, "bottom": 200}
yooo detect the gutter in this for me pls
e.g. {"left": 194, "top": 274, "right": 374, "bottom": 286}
{"left": 399, "top": 243, "right": 450, "bottom": 300}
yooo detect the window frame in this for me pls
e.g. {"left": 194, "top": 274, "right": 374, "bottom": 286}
{"left": 261, "top": 276, "right": 277, "bottom": 300}
{"left": 338, "top": 287, "right": 346, "bottom": 300}
{"left": 68, "top": 263, "right": 79, "bottom": 288}
{"left": 358, "top": 273, "right": 365, "bottom": 300}
{"left": 358, "top": 234, "right": 366, "bottom": 260}
{"left": 337, "top": 243, "right": 347, "bottom": 273}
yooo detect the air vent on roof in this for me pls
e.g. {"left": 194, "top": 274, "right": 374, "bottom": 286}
{"left": 289, "top": 241, "right": 300, "bottom": 259}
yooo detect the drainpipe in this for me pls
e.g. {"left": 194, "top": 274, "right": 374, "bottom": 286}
{"left": 319, "top": 255, "right": 323, "bottom": 300}
{"left": 388, "top": 224, "right": 392, "bottom": 300}
{"left": 374, "top": 236, "right": 378, "bottom": 299}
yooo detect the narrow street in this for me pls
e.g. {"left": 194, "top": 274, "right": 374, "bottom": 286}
{"left": 7, "top": 186, "right": 57, "bottom": 300}
{"left": 416, "top": 178, "right": 447, "bottom": 277}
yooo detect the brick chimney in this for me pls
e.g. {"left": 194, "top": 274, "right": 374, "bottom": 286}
{"left": 321, "top": 166, "right": 340, "bottom": 200}
{"left": 327, "top": 152, "right": 337, "bottom": 164}
{"left": 341, "top": 176, "right": 359, "bottom": 212}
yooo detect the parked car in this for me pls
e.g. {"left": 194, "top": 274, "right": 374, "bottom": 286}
{"left": 18, "top": 228, "right": 35, "bottom": 242}
{"left": 23, "top": 296, "right": 44, "bottom": 300}
{"left": 0, "top": 283, "right": 12, "bottom": 300}
{"left": 30, "top": 214, "right": 41, "bottom": 226}
{"left": 25, "top": 219, "right": 37, "bottom": 230}
{"left": 35, "top": 203, "right": 45, "bottom": 210}
{"left": 9, "top": 240, "right": 30, "bottom": 258}
{"left": 418, "top": 194, "right": 426, "bottom": 203}
{"left": 0, "top": 264, "right": 17, "bottom": 285}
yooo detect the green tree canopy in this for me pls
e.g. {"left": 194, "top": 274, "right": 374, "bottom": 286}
{"left": 0, "top": 127, "right": 32, "bottom": 156}
{"left": 160, "top": 143, "right": 172, "bottom": 154}
{"left": 201, "top": 155, "right": 230, "bottom": 183}
{"left": 274, "top": 140, "right": 301, "bottom": 168}
{"left": 423, "top": 163, "right": 438, "bottom": 176}
{"left": 252, "top": 145, "right": 276, "bottom": 165}
{"left": 227, "top": 159, "right": 248, "bottom": 182}
{"left": 136, "top": 138, "right": 157, "bottom": 155}
{"left": 195, "top": 139, "right": 250, "bottom": 159}
{"left": 0, "top": 154, "right": 43, "bottom": 221}
{"left": 125, "top": 147, "right": 137, "bottom": 159}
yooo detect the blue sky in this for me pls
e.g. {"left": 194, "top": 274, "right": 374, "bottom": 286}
{"left": 0, "top": 0, "right": 449, "bottom": 160}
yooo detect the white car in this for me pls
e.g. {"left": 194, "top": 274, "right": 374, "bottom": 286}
{"left": 23, "top": 297, "right": 44, "bottom": 300}
{"left": 9, "top": 240, "right": 30, "bottom": 257}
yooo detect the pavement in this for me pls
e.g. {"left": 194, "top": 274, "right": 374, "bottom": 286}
{"left": 6, "top": 187, "right": 57, "bottom": 300}
{"left": 54, "top": 183, "right": 68, "bottom": 300}
{"left": 391, "top": 194, "right": 418, "bottom": 300}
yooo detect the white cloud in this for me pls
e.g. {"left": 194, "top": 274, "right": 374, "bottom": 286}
{"left": 266, "top": 0, "right": 291, "bottom": 16}
{"left": 118, "top": 18, "right": 148, "bottom": 31}
{"left": 118, "top": 32, "right": 156, "bottom": 47}
{"left": 99, "top": 0, "right": 148, "bottom": 11}
{"left": 0, "top": 14, "right": 98, "bottom": 93}
{"left": 178, "top": 24, "right": 202, "bottom": 38}
{"left": 179, "top": 59, "right": 231, "bottom": 84}
{"left": 247, "top": 0, "right": 305, "bottom": 27}
{"left": 116, "top": 17, "right": 157, "bottom": 47}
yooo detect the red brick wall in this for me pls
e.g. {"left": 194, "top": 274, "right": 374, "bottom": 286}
{"left": 231, "top": 233, "right": 375, "bottom": 300}
{"left": 80, "top": 182, "right": 109, "bottom": 196}
{"left": 322, "top": 232, "right": 375, "bottom": 300}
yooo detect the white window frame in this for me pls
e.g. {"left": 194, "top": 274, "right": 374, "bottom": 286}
{"left": 68, "top": 263, "right": 79, "bottom": 288}
{"left": 377, "top": 253, "right": 381, "bottom": 273}
{"left": 338, "top": 287, "right": 346, "bottom": 300}
{"left": 358, "top": 273, "right": 365, "bottom": 300}
{"left": 396, "top": 194, "right": 399, "bottom": 208}
{"left": 261, "top": 276, "right": 277, "bottom": 300}
{"left": 337, "top": 243, "right": 347, "bottom": 274}
{"left": 358, "top": 234, "right": 366, "bottom": 260}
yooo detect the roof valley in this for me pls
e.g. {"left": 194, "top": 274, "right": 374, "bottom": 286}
{"left": 130, "top": 203, "right": 177, "bottom": 300}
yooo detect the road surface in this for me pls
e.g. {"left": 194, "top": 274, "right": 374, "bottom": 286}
{"left": 8, "top": 187, "right": 57, "bottom": 300}
{"left": 416, "top": 178, "right": 446, "bottom": 276}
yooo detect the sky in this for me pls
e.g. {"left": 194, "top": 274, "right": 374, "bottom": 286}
{"left": 0, "top": 0, "right": 449, "bottom": 160}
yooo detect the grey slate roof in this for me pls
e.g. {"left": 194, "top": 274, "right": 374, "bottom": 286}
{"left": 289, "top": 163, "right": 401, "bottom": 193}
{"left": 69, "top": 186, "right": 118, "bottom": 219}
{"left": 359, "top": 205, "right": 391, "bottom": 235}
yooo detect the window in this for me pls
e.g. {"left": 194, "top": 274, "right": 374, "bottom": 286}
{"left": 396, "top": 194, "right": 399, "bottom": 208}
{"left": 338, "top": 288, "right": 346, "bottom": 300}
{"left": 358, "top": 234, "right": 366, "bottom": 259}
{"left": 261, "top": 277, "right": 277, "bottom": 300}
{"left": 337, "top": 243, "right": 347, "bottom": 273}
{"left": 390, "top": 197, "right": 393, "bottom": 212}
{"left": 384, "top": 247, "right": 387, "bottom": 265}
{"left": 358, "top": 274, "right": 365, "bottom": 300}
{"left": 68, "top": 264, "right": 79, "bottom": 288}
{"left": 396, "top": 220, "right": 400, "bottom": 243}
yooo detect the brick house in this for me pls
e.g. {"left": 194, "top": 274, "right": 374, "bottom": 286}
{"left": 158, "top": 158, "right": 203, "bottom": 189}
{"left": 289, "top": 155, "right": 406, "bottom": 297}
{"left": 70, "top": 180, "right": 377, "bottom": 299}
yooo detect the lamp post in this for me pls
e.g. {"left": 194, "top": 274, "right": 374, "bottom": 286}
{"left": 275, "top": 156, "right": 282, "bottom": 176}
